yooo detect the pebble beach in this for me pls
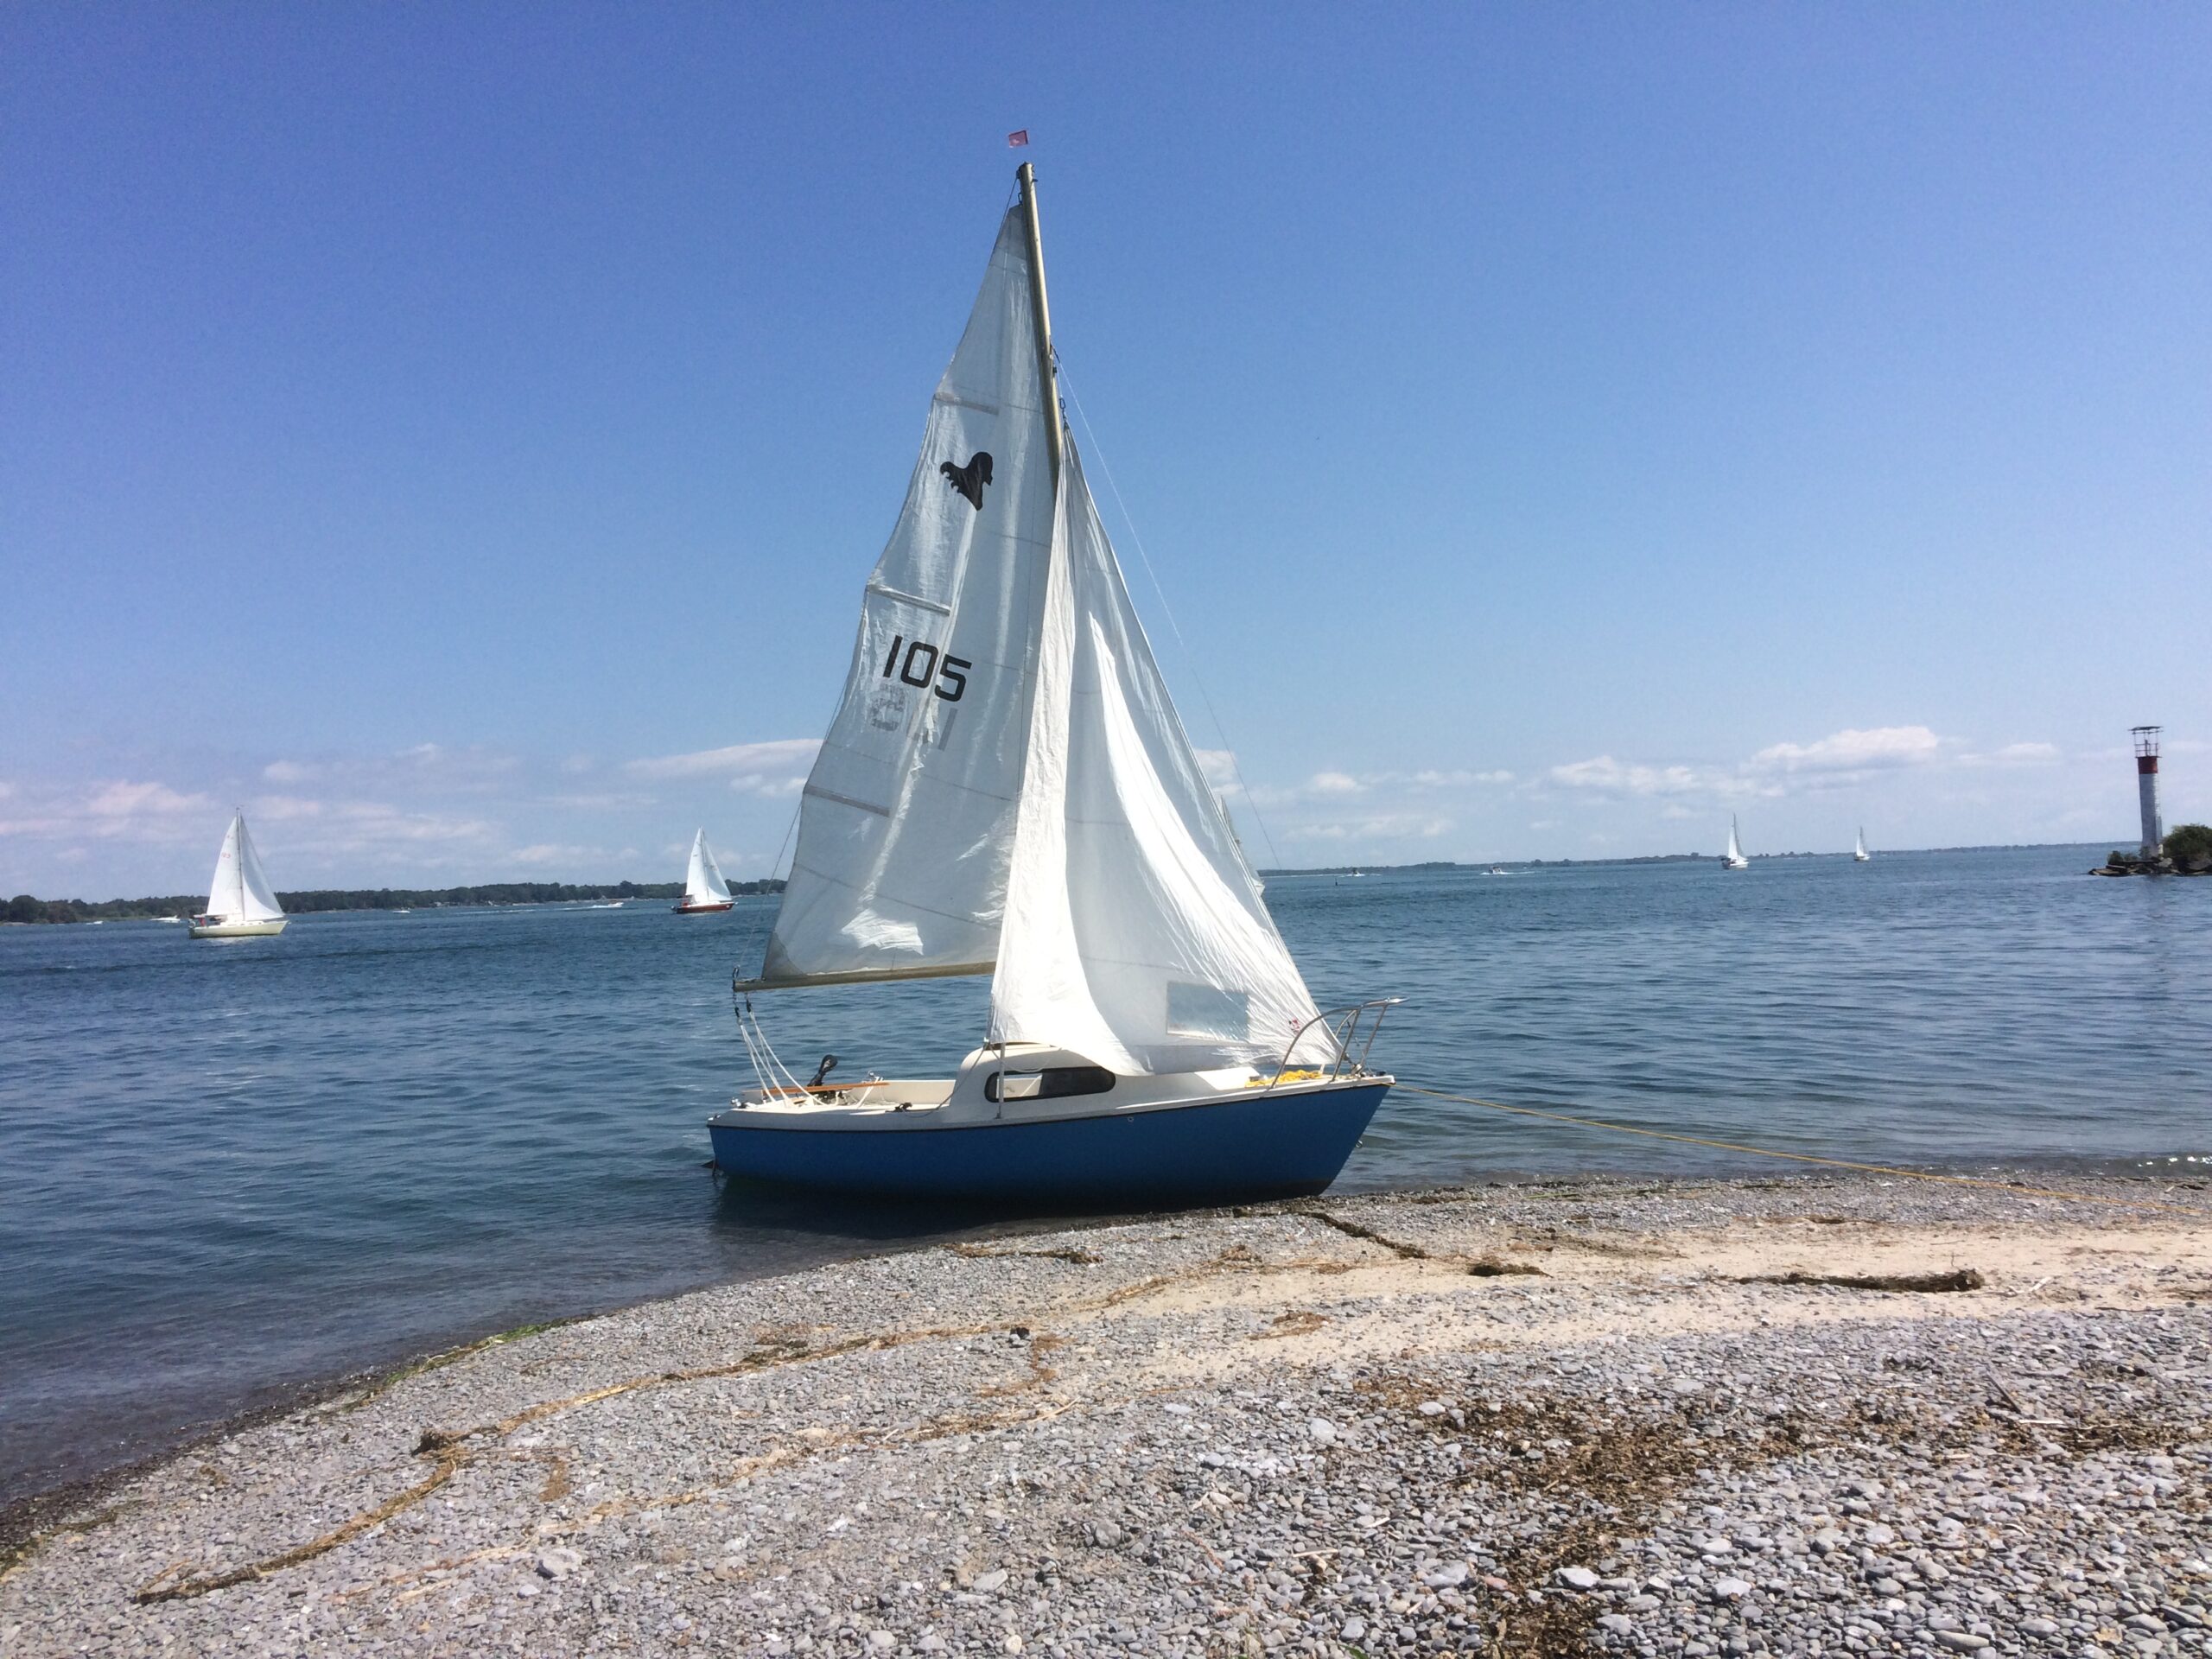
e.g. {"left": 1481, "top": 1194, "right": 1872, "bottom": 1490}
{"left": 4, "top": 1172, "right": 2207, "bottom": 1658}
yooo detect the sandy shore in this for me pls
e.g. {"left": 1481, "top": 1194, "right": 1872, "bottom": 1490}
{"left": 3, "top": 1172, "right": 2208, "bottom": 1656}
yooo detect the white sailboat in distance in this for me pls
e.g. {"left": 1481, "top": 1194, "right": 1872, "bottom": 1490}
{"left": 708, "top": 163, "right": 1395, "bottom": 1207}
{"left": 1854, "top": 826, "right": 1871, "bottom": 862}
{"left": 189, "top": 811, "right": 288, "bottom": 938}
{"left": 1721, "top": 816, "right": 1750, "bottom": 871}
{"left": 673, "top": 829, "right": 736, "bottom": 914}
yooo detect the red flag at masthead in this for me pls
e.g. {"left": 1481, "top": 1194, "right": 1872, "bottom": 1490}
{"left": 1007, "top": 130, "right": 1029, "bottom": 148}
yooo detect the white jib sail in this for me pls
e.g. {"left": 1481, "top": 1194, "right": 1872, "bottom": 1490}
{"left": 1855, "top": 828, "right": 1869, "bottom": 858}
{"left": 685, "top": 830, "right": 732, "bottom": 905}
{"left": 207, "top": 813, "right": 284, "bottom": 923}
{"left": 1726, "top": 820, "right": 1745, "bottom": 862}
{"left": 751, "top": 207, "right": 1056, "bottom": 989}
{"left": 989, "top": 450, "right": 1325, "bottom": 1075}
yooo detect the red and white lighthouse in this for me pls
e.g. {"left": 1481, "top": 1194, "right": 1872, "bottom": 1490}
{"left": 2133, "top": 725, "right": 2163, "bottom": 860}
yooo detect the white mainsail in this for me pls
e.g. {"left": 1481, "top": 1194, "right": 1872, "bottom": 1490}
{"left": 1854, "top": 827, "right": 1870, "bottom": 861}
{"left": 205, "top": 812, "right": 285, "bottom": 925}
{"left": 989, "top": 452, "right": 1325, "bottom": 1073}
{"left": 749, "top": 207, "right": 1057, "bottom": 989}
{"left": 684, "top": 830, "right": 733, "bottom": 905}
{"left": 747, "top": 174, "right": 1325, "bottom": 1076}
{"left": 1724, "top": 817, "right": 1746, "bottom": 867}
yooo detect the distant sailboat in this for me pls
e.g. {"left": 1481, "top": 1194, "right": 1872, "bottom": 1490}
{"left": 1721, "top": 816, "right": 1750, "bottom": 871}
{"left": 707, "top": 164, "right": 1394, "bottom": 1206}
{"left": 189, "top": 812, "right": 288, "bottom": 938}
{"left": 674, "top": 829, "right": 736, "bottom": 914}
{"left": 1853, "top": 827, "right": 1871, "bottom": 862}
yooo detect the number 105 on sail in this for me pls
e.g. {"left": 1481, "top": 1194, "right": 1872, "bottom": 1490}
{"left": 880, "top": 633, "right": 970, "bottom": 702}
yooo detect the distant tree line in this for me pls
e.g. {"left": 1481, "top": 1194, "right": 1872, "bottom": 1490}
{"left": 3, "top": 879, "right": 786, "bottom": 925}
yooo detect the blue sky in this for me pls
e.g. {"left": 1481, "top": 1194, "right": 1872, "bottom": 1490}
{"left": 3, "top": 5, "right": 2206, "bottom": 896}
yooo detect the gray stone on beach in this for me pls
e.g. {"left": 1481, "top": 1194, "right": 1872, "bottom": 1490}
{"left": 534, "top": 1546, "right": 582, "bottom": 1580}
{"left": 4, "top": 1173, "right": 2204, "bottom": 1659}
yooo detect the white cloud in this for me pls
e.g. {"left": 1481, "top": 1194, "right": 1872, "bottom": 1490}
{"left": 1551, "top": 726, "right": 1958, "bottom": 805}
{"left": 250, "top": 794, "right": 326, "bottom": 820}
{"left": 513, "top": 842, "right": 582, "bottom": 867}
{"left": 86, "top": 779, "right": 211, "bottom": 818}
{"left": 544, "top": 791, "right": 657, "bottom": 810}
{"left": 1284, "top": 813, "right": 1452, "bottom": 842}
{"left": 1549, "top": 755, "right": 1719, "bottom": 798}
{"left": 1194, "top": 748, "right": 1242, "bottom": 791}
{"left": 242, "top": 795, "right": 500, "bottom": 853}
{"left": 263, "top": 760, "right": 315, "bottom": 784}
{"left": 626, "top": 739, "right": 820, "bottom": 787}
{"left": 1406, "top": 767, "right": 1512, "bottom": 788}
{"left": 1307, "top": 771, "right": 1364, "bottom": 797}
{"left": 1961, "top": 741, "right": 2060, "bottom": 768}
{"left": 1751, "top": 726, "right": 1944, "bottom": 775}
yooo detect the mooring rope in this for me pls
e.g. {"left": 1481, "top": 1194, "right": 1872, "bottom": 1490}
{"left": 1398, "top": 1084, "right": 2212, "bottom": 1217}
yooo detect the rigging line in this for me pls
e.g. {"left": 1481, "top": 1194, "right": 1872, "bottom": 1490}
{"left": 767, "top": 798, "right": 802, "bottom": 885}
{"left": 1057, "top": 368, "right": 1283, "bottom": 874}
{"left": 1397, "top": 1085, "right": 2212, "bottom": 1218}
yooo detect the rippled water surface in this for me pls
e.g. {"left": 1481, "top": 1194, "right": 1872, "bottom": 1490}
{"left": 3, "top": 846, "right": 2206, "bottom": 1503}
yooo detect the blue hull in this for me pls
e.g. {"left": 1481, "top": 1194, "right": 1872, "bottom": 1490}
{"left": 709, "top": 1083, "right": 1389, "bottom": 1208}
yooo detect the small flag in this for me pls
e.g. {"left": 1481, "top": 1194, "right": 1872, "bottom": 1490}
{"left": 1007, "top": 130, "right": 1029, "bottom": 148}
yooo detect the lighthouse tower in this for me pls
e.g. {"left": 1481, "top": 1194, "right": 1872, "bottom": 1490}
{"left": 2133, "top": 726, "right": 2163, "bottom": 861}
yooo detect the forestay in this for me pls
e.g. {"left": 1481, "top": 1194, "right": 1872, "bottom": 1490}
{"left": 685, "top": 830, "right": 732, "bottom": 905}
{"left": 750, "top": 207, "right": 1056, "bottom": 989}
{"left": 989, "top": 450, "right": 1326, "bottom": 1074}
{"left": 207, "top": 813, "right": 284, "bottom": 925}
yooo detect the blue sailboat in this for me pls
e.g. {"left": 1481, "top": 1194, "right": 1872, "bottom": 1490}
{"left": 708, "top": 164, "right": 1394, "bottom": 1207}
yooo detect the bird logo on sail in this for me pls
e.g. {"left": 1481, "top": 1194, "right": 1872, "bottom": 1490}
{"left": 939, "top": 452, "right": 992, "bottom": 511}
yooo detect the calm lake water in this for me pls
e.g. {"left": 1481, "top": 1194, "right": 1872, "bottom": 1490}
{"left": 3, "top": 845, "right": 2206, "bottom": 1505}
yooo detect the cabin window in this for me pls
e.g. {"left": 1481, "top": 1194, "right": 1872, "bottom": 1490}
{"left": 1166, "top": 981, "right": 1249, "bottom": 1040}
{"left": 985, "top": 1065, "right": 1116, "bottom": 1103}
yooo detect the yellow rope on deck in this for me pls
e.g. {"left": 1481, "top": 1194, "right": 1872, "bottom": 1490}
{"left": 1397, "top": 1084, "right": 2212, "bottom": 1218}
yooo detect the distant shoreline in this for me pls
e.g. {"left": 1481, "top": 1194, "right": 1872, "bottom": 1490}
{"left": 5, "top": 844, "right": 2130, "bottom": 920}
{"left": 2, "top": 879, "right": 786, "bottom": 925}
{"left": 1258, "top": 840, "right": 2111, "bottom": 878}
